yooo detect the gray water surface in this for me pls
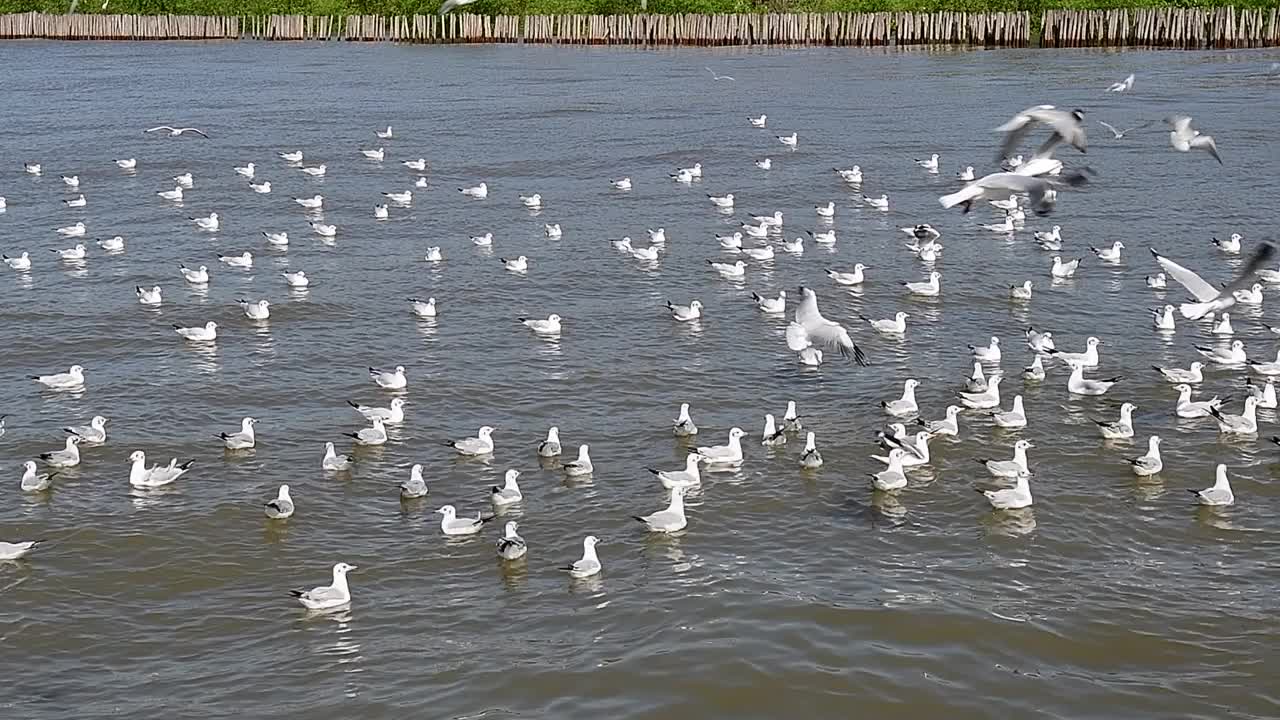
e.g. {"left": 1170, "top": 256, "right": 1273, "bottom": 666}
{"left": 2, "top": 41, "right": 1280, "bottom": 719}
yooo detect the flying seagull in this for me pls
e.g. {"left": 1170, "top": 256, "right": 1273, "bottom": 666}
{"left": 994, "top": 105, "right": 1087, "bottom": 164}
{"left": 438, "top": 0, "right": 480, "bottom": 14}
{"left": 1098, "top": 120, "right": 1148, "bottom": 139}
{"left": 1166, "top": 115, "right": 1222, "bottom": 164}
{"left": 706, "top": 67, "right": 735, "bottom": 81}
{"left": 939, "top": 168, "right": 1093, "bottom": 215}
{"left": 144, "top": 126, "right": 210, "bottom": 138}
{"left": 1150, "top": 242, "right": 1275, "bottom": 319}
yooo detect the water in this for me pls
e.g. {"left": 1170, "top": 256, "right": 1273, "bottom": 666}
{"left": 2, "top": 41, "right": 1280, "bottom": 718}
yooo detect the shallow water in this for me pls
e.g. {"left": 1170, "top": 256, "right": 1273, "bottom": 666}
{"left": 2, "top": 41, "right": 1280, "bottom": 718}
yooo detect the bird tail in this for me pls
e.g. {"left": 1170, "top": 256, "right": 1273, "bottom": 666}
{"left": 442, "top": 440, "right": 457, "bottom": 448}
{"left": 344, "top": 433, "right": 360, "bottom": 440}
{"left": 347, "top": 401, "right": 361, "bottom": 409}
{"left": 631, "top": 516, "right": 647, "bottom": 523}
{"left": 289, "top": 590, "right": 305, "bottom": 598}
{"left": 1180, "top": 302, "right": 1216, "bottom": 320}
{"left": 645, "top": 468, "right": 661, "bottom": 476}
{"left": 1103, "top": 377, "right": 1123, "bottom": 383}
{"left": 1208, "top": 406, "right": 1225, "bottom": 421}
{"left": 939, "top": 185, "right": 982, "bottom": 210}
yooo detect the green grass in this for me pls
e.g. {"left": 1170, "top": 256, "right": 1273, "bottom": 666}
{"left": 0, "top": 0, "right": 1272, "bottom": 15}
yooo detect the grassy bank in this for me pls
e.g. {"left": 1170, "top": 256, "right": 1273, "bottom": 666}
{"left": 1, "top": 0, "right": 1276, "bottom": 16}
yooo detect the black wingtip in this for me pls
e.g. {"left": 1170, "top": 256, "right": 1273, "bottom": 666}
{"left": 645, "top": 468, "right": 661, "bottom": 475}
{"left": 1186, "top": 489, "right": 1201, "bottom": 496}
{"left": 347, "top": 400, "right": 360, "bottom": 409}
{"left": 179, "top": 460, "right": 195, "bottom": 470}
{"left": 289, "top": 590, "right": 305, "bottom": 598}
{"left": 631, "top": 516, "right": 647, "bottom": 523}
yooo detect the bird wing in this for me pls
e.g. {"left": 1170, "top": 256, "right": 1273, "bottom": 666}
{"left": 144, "top": 126, "right": 174, "bottom": 133}
{"left": 1220, "top": 242, "right": 1277, "bottom": 296}
{"left": 1150, "top": 249, "right": 1223, "bottom": 301}
{"left": 1189, "top": 134, "right": 1223, "bottom": 164}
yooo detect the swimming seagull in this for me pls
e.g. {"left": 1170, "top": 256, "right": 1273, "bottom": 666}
{"left": 1196, "top": 339, "right": 1247, "bottom": 365}
{"left": 1152, "top": 305, "right": 1175, "bottom": 331}
{"left": 970, "top": 336, "right": 1001, "bottom": 362}
{"left": 279, "top": 151, "right": 303, "bottom": 162}
{"left": 881, "top": 379, "right": 920, "bottom": 417}
{"left": 409, "top": 297, "right": 436, "bottom": 318}
{"left": 263, "top": 231, "right": 289, "bottom": 248}
{"left": 346, "top": 417, "right": 388, "bottom": 446}
{"left": 870, "top": 449, "right": 908, "bottom": 491}
{"left": 349, "top": 397, "right": 405, "bottom": 424}
{"left": 54, "top": 244, "right": 86, "bottom": 260}
{"left": 965, "top": 361, "right": 989, "bottom": 392}
{"left": 503, "top": 255, "right": 530, "bottom": 273}
{"left": 673, "top": 403, "right": 698, "bottom": 437}
{"left": 959, "top": 375, "right": 1002, "bottom": 409}
{"left": 979, "top": 439, "right": 1034, "bottom": 478}
{"left": 377, "top": 125, "right": 393, "bottom": 139}
{"left": 799, "top": 432, "right": 823, "bottom": 469}
{"left": 521, "top": 314, "right": 561, "bottom": 334}
{"left": 491, "top": 469, "right": 523, "bottom": 507}
{"left": 760, "top": 414, "right": 787, "bottom": 447}
{"left": 1247, "top": 350, "right": 1280, "bottom": 376}
{"left": 611, "top": 177, "right": 632, "bottom": 189}
{"left": 538, "top": 427, "right": 561, "bottom": 457}
{"left": 1246, "top": 377, "right": 1278, "bottom": 409}
{"left": 667, "top": 299, "right": 703, "bottom": 322}
{"left": 322, "top": 442, "right": 354, "bottom": 471}
{"left": 265, "top": 484, "right": 294, "bottom": 519}
{"left": 1166, "top": 115, "right": 1222, "bottom": 164}
{"left": 1047, "top": 336, "right": 1099, "bottom": 366}
{"left": 993, "top": 396, "right": 1028, "bottom": 429}
{"left": 1091, "top": 241, "right": 1125, "bottom": 263}
{"left": 496, "top": 522, "right": 527, "bottom": 561}
{"left": 1066, "top": 362, "right": 1120, "bottom": 396}
{"left": 957, "top": 165, "right": 975, "bottom": 181}
{"left": 0, "top": 540, "right": 41, "bottom": 560}
{"left": 424, "top": 247, "right": 443, "bottom": 262}
{"left": 471, "top": 232, "right": 493, "bottom": 247}
{"left": 1127, "top": 436, "right": 1162, "bottom": 476}
{"left": 283, "top": 271, "right": 310, "bottom": 287}
{"left": 360, "top": 147, "right": 385, "bottom": 161}
{"left": 173, "top": 321, "right": 217, "bottom": 342}
{"left": 446, "top": 426, "right": 495, "bottom": 456}
{"left": 1154, "top": 361, "right": 1204, "bottom": 384}
{"left": 980, "top": 473, "right": 1033, "bottom": 510}
{"left": 1024, "top": 355, "right": 1046, "bottom": 381}
{"left": 291, "top": 563, "right": 356, "bottom": 611}
{"left": 1209, "top": 397, "right": 1258, "bottom": 435}
{"left": 190, "top": 213, "right": 219, "bottom": 231}
{"left": 633, "top": 488, "right": 687, "bottom": 532}
{"left": 777, "top": 132, "right": 797, "bottom": 148}
{"left": 903, "top": 272, "right": 942, "bottom": 297}
{"left": 64, "top": 194, "right": 86, "bottom": 208}
{"left": 128, "top": 450, "right": 194, "bottom": 488}
{"left": 219, "top": 252, "right": 252, "bottom": 268}
{"left": 1010, "top": 281, "right": 1034, "bottom": 300}
{"left": 460, "top": 182, "right": 488, "bottom": 198}
{"left": 64, "top": 415, "right": 108, "bottom": 443}
{"left": 20, "top": 461, "right": 56, "bottom": 493}
{"left": 40, "top": 437, "right": 81, "bottom": 468}
{"left": 1107, "top": 73, "right": 1135, "bottom": 92}
{"left": 370, "top": 366, "right": 407, "bottom": 390}
{"left": 520, "top": 193, "right": 542, "bottom": 208}
{"left": 115, "top": 158, "right": 136, "bottom": 169}
{"left": 708, "top": 193, "right": 734, "bottom": 208}
{"left": 752, "top": 291, "right": 787, "bottom": 313}
{"left": 544, "top": 223, "right": 562, "bottom": 238}
{"left": 1051, "top": 256, "right": 1081, "bottom": 279}
{"left": 815, "top": 202, "right": 835, "bottom": 218}
{"left": 1173, "top": 384, "right": 1224, "bottom": 419}
{"left": 917, "top": 405, "right": 961, "bottom": 436}
{"left": 31, "top": 365, "right": 85, "bottom": 389}
{"left": 915, "top": 154, "right": 940, "bottom": 173}
{"left": 217, "top": 417, "right": 257, "bottom": 449}
{"left": 437, "top": 505, "right": 492, "bottom": 536}
{"left": 562, "top": 536, "right": 602, "bottom": 578}
{"left": 649, "top": 453, "right": 703, "bottom": 490}
{"left": 4, "top": 252, "right": 32, "bottom": 270}
{"left": 1147, "top": 272, "right": 1167, "bottom": 289}
{"left": 400, "top": 465, "right": 428, "bottom": 498}
{"left": 144, "top": 125, "right": 209, "bottom": 138}
{"left": 157, "top": 186, "right": 184, "bottom": 201}
{"left": 863, "top": 194, "right": 890, "bottom": 210}
{"left": 57, "top": 222, "right": 86, "bottom": 237}
{"left": 1189, "top": 465, "right": 1235, "bottom": 506}
{"left": 793, "top": 286, "right": 869, "bottom": 364}
{"left": 782, "top": 237, "right": 804, "bottom": 254}
{"left": 563, "top": 444, "right": 594, "bottom": 476}
{"left": 1213, "top": 233, "right": 1242, "bottom": 254}
{"left": 310, "top": 222, "right": 337, "bottom": 237}
{"left": 294, "top": 194, "right": 324, "bottom": 209}
{"left": 97, "top": 236, "right": 124, "bottom": 252}
{"left": 749, "top": 114, "right": 767, "bottom": 128}
{"left": 403, "top": 159, "right": 427, "bottom": 171}
{"left": 708, "top": 259, "right": 746, "bottom": 278}
{"left": 235, "top": 162, "right": 255, "bottom": 178}
{"left": 836, "top": 166, "right": 863, "bottom": 183}
{"left": 301, "top": 164, "right": 326, "bottom": 176}
{"left": 1095, "top": 402, "right": 1136, "bottom": 439}
{"left": 697, "top": 428, "right": 745, "bottom": 466}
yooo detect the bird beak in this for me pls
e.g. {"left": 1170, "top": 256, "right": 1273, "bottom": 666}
{"left": 348, "top": 565, "right": 359, "bottom": 572}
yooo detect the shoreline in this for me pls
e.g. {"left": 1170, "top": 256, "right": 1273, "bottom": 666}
{"left": 0, "top": 8, "right": 1275, "bottom": 46}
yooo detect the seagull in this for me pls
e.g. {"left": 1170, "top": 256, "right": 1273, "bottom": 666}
{"left": 349, "top": 397, "right": 405, "bottom": 424}
{"left": 249, "top": 180, "right": 271, "bottom": 194}
{"left": 544, "top": 223, "right": 562, "bottom": 239}
{"left": 957, "top": 165, "right": 975, "bottom": 181}
{"left": 127, "top": 450, "right": 195, "bottom": 488}
{"left": 369, "top": 366, "right": 407, "bottom": 390}
{"left": 563, "top": 444, "right": 594, "bottom": 477}
{"left": 376, "top": 125, "right": 394, "bottom": 139}
{"left": 1246, "top": 377, "right": 1278, "bottom": 409}
{"left": 752, "top": 290, "right": 787, "bottom": 313}
{"left": 31, "top": 365, "right": 85, "bottom": 389}
{"left": 219, "top": 252, "right": 253, "bottom": 268}
{"left": 980, "top": 473, "right": 1033, "bottom": 510}
{"left": 697, "top": 427, "right": 745, "bottom": 466}
{"left": 749, "top": 114, "right": 767, "bottom": 127}
{"left": 1196, "top": 340, "right": 1247, "bottom": 365}
{"left": 836, "top": 166, "right": 863, "bottom": 184}
{"left": 870, "top": 449, "right": 908, "bottom": 491}
{"left": 360, "top": 147, "right": 385, "bottom": 161}
{"left": 190, "top": 213, "right": 219, "bottom": 231}
{"left": 446, "top": 426, "right": 495, "bottom": 456}
{"left": 1213, "top": 233, "right": 1243, "bottom": 254}
{"left": 917, "top": 406, "right": 961, "bottom": 436}
{"left": 1095, "top": 402, "right": 1137, "bottom": 439}
{"left": 503, "top": 255, "right": 530, "bottom": 273}
{"left": 708, "top": 259, "right": 746, "bottom": 278}
{"left": 157, "top": 186, "right": 184, "bottom": 201}
{"left": 294, "top": 194, "right": 324, "bottom": 209}
{"left": 54, "top": 244, "right": 87, "bottom": 260}
{"left": 706, "top": 67, "right": 735, "bottom": 81}
{"left": 826, "top": 266, "right": 866, "bottom": 286}
{"left": 562, "top": 536, "right": 602, "bottom": 578}
{"left": 56, "top": 222, "right": 86, "bottom": 237}
{"left": 903, "top": 272, "right": 942, "bottom": 297}
{"left": 265, "top": 484, "right": 295, "bottom": 519}
{"left": 979, "top": 439, "right": 1034, "bottom": 478}
{"left": 40, "top": 436, "right": 81, "bottom": 467}
{"left": 1051, "top": 256, "right": 1081, "bottom": 279}
{"left": 673, "top": 403, "right": 698, "bottom": 437}
{"left": 521, "top": 314, "right": 561, "bottom": 334}
{"left": 400, "top": 464, "right": 428, "bottom": 499}
{"left": 1107, "top": 73, "right": 1135, "bottom": 92}
{"left": 322, "top": 442, "right": 354, "bottom": 471}
{"left": 862, "top": 311, "right": 908, "bottom": 335}
{"left": 60, "top": 174, "right": 80, "bottom": 189}
{"left": 520, "top": 193, "right": 542, "bottom": 208}
{"left": 1166, "top": 115, "right": 1222, "bottom": 164}
{"left": 792, "top": 286, "right": 868, "bottom": 364}
{"left": 941, "top": 170, "right": 1092, "bottom": 215}
{"left": 1035, "top": 225, "right": 1062, "bottom": 248}
{"left": 144, "top": 125, "right": 209, "bottom": 138}
{"left": 424, "top": 247, "right": 443, "bottom": 262}
{"left": 648, "top": 453, "right": 703, "bottom": 490}
{"left": 471, "top": 232, "right": 493, "bottom": 247}
{"left": 740, "top": 245, "right": 774, "bottom": 261}
{"left": 4, "top": 252, "right": 32, "bottom": 270}
{"left": 1248, "top": 350, "right": 1280, "bottom": 376}
{"left": 1234, "top": 283, "right": 1264, "bottom": 306}
{"left": 667, "top": 299, "right": 703, "bottom": 322}
{"left": 538, "top": 427, "right": 562, "bottom": 457}
{"left": 882, "top": 379, "right": 920, "bottom": 417}
{"left": 915, "top": 154, "right": 940, "bottom": 173}
{"left": 1091, "top": 241, "right": 1125, "bottom": 263}
{"left": 373, "top": 204, "right": 389, "bottom": 220}
{"left": 403, "top": 158, "right": 427, "bottom": 171}
{"left": 1154, "top": 362, "right": 1204, "bottom": 384}
{"left": 1174, "top": 384, "right": 1225, "bottom": 419}
{"left": 23, "top": 162, "right": 41, "bottom": 175}
{"left": 1047, "top": 336, "right": 1100, "bottom": 366}
{"left": 633, "top": 488, "right": 687, "bottom": 532}
{"left": 809, "top": 229, "right": 838, "bottom": 245}
{"left": 959, "top": 375, "right": 1002, "bottom": 409}
{"left": 301, "top": 164, "right": 326, "bottom": 176}
{"left": 815, "top": 201, "right": 835, "bottom": 218}
{"left": 290, "top": 563, "right": 355, "bottom": 611}
{"left": 1211, "top": 313, "right": 1235, "bottom": 336}
{"left": 1024, "top": 355, "right": 1046, "bottom": 381}
{"left": 409, "top": 297, "right": 437, "bottom": 318}
{"left": 709, "top": 193, "right": 734, "bottom": 208}
{"left": 1066, "top": 362, "right": 1121, "bottom": 396}
{"left": 496, "top": 521, "right": 527, "bottom": 561}
{"left": 995, "top": 105, "right": 1087, "bottom": 162}
{"left": 863, "top": 194, "right": 890, "bottom": 210}
{"left": 777, "top": 132, "right": 797, "bottom": 148}
{"left": 970, "top": 336, "right": 1002, "bottom": 362}
{"left": 235, "top": 162, "right": 255, "bottom": 178}
{"left": 965, "top": 361, "right": 990, "bottom": 393}
{"left": 1189, "top": 465, "right": 1235, "bottom": 506}
{"left": 415, "top": 176, "right": 429, "bottom": 187}
{"left": 1098, "top": 120, "right": 1146, "bottom": 139}
{"left": 63, "top": 194, "right": 86, "bottom": 208}
{"left": 490, "top": 469, "right": 523, "bottom": 507}
{"left": 1147, "top": 272, "right": 1167, "bottom": 289}
{"left": 20, "top": 461, "right": 56, "bottom": 493}
{"left": 0, "top": 540, "right": 41, "bottom": 560}
{"left": 460, "top": 182, "right": 488, "bottom": 198}
{"left": 611, "top": 177, "right": 632, "bottom": 189}
{"left": 1010, "top": 281, "right": 1034, "bottom": 300}
{"left": 1209, "top": 397, "right": 1258, "bottom": 435}
{"left": 782, "top": 237, "right": 804, "bottom": 254}
{"left": 1126, "top": 436, "right": 1163, "bottom": 476}
{"left": 345, "top": 417, "right": 388, "bottom": 446}
{"left": 1152, "top": 305, "right": 1176, "bottom": 331}
{"left": 437, "top": 505, "right": 491, "bottom": 536}
{"left": 990, "top": 394, "right": 1028, "bottom": 429}
{"left": 873, "top": 431, "right": 931, "bottom": 468}
{"left": 64, "top": 415, "right": 108, "bottom": 443}
{"left": 278, "top": 150, "right": 303, "bottom": 163}
{"left": 760, "top": 414, "right": 787, "bottom": 447}
{"left": 173, "top": 321, "right": 217, "bottom": 342}
{"left": 283, "top": 270, "right": 310, "bottom": 288}
{"left": 799, "top": 433, "right": 823, "bottom": 469}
